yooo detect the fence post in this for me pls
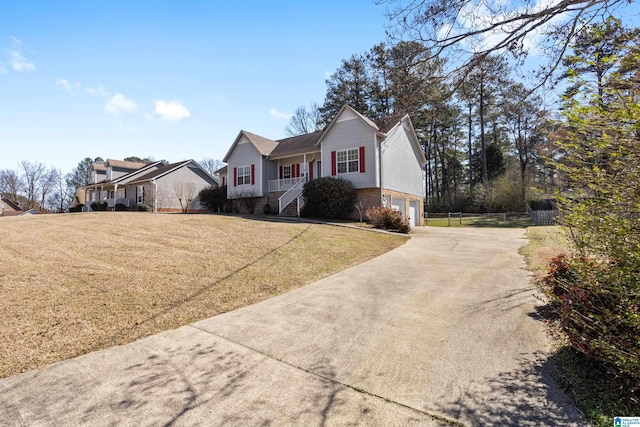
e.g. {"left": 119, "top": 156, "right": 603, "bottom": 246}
{"left": 448, "top": 212, "right": 451, "bottom": 227}
{"left": 503, "top": 213, "right": 506, "bottom": 224}
{"left": 459, "top": 212, "right": 462, "bottom": 225}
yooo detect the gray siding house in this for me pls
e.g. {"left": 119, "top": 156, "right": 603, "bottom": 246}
{"left": 221, "top": 105, "right": 426, "bottom": 225}
{"left": 82, "top": 159, "right": 218, "bottom": 212}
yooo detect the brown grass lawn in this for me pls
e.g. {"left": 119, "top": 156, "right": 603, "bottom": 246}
{"left": 0, "top": 213, "right": 407, "bottom": 378}
{"left": 521, "top": 226, "right": 571, "bottom": 278}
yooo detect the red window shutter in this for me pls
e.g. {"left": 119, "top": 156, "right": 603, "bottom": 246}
{"left": 251, "top": 164, "right": 255, "bottom": 185}
{"left": 233, "top": 167, "right": 237, "bottom": 187}
{"left": 331, "top": 151, "right": 337, "bottom": 175}
{"left": 279, "top": 165, "right": 283, "bottom": 179}
{"left": 359, "top": 146, "right": 365, "bottom": 173}
{"left": 308, "top": 162, "right": 313, "bottom": 180}
{"left": 296, "top": 164, "right": 300, "bottom": 178}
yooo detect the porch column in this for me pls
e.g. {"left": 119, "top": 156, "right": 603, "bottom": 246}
{"left": 303, "top": 153, "right": 307, "bottom": 178}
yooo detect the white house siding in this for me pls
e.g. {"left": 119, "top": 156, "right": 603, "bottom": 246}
{"left": 226, "top": 135, "right": 264, "bottom": 198}
{"left": 381, "top": 122, "right": 424, "bottom": 198}
{"left": 321, "top": 116, "right": 378, "bottom": 189}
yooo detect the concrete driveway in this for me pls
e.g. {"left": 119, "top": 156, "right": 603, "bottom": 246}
{"left": 0, "top": 226, "right": 585, "bottom": 426}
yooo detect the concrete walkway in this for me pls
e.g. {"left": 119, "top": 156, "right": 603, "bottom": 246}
{"left": 0, "top": 227, "right": 585, "bottom": 426}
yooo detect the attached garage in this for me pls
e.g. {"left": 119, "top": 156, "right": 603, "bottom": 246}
{"left": 391, "top": 197, "right": 405, "bottom": 217}
{"left": 409, "top": 200, "right": 420, "bottom": 226}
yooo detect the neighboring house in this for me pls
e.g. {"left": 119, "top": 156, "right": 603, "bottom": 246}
{"left": 125, "top": 160, "right": 218, "bottom": 212}
{"left": 222, "top": 104, "right": 427, "bottom": 225}
{"left": 82, "top": 159, "right": 162, "bottom": 209}
{"left": 80, "top": 159, "right": 217, "bottom": 212}
{"left": 0, "top": 196, "right": 22, "bottom": 217}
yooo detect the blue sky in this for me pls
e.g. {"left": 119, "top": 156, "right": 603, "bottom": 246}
{"left": 0, "top": 1, "right": 390, "bottom": 173}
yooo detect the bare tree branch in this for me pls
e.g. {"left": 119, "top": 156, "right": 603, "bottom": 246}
{"left": 380, "top": 0, "right": 633, "bottom": 87}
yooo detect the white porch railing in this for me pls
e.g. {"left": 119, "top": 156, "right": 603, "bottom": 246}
{"left": 278, "top": 176, "right": 307, "bottom": 214}
{"left": 269, "top": 177, "right": 306, "bottom": 193}
{"left": 297, "top": 194, "right": 305, "bottom": 216}
{"left": 106, "top": 198, "right": 131, "bottom": 207}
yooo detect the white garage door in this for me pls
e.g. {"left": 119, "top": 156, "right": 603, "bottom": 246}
{"left": 409, "top": 201, "right": 419, "bottom": 226}
{"left": 392, "top": 197, "right": 405, "bottom": 217}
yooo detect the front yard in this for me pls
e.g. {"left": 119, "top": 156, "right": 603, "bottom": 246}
{"left": 0, "top": 213, "right": 407, "bottom": 378}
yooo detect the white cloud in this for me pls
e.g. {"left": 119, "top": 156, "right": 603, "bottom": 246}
{"left": 105, "top": 93, "right": 137, "bottom": 115}
{"left": 85, "top": 85, "right": 109, "bottom": 97}
{"left": 269, "top": 108, "right": 291, "bottom": 120}
{"left": 56, "top": 78, "right": 81, "bottom": 94}
{"left": 0, "top": 63, "right": 6, "bottom": 75}
{"left": 153, "top": 100, "right": 190, "bottom": 121}
{"left": 10, "top": 51, "right": 34, "bottom": 72}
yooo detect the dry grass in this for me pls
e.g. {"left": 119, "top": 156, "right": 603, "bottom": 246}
{"left": 521, "top": 226, "right": 571, "bottom": 278}
{"left": 0, "top": 213, "right": 407, "bottom": 378}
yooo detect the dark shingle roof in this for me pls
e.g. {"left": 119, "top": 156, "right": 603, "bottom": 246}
{"left": 129, "top": 160, "right": 191, "bottom": 183}
{"left": 270, "top": 131, "right": 323, "bottom": 157}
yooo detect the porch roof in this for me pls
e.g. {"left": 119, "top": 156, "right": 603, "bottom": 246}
{"left": 270, "top": 131, "right": 323, "bottom": 158}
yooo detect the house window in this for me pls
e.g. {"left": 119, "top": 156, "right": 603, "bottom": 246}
{"left": 237, "top": 165, "right": 251, "bottom": 186}
{"left": 137, "top": 185, "right": 144, "bottom": 204}
{"left": 282, "top": 165, "right": 291, "bottom": 179}
{"left": 116, "top": 188, "right": 125, "bottom": 199}
{"left": 106, "top": 167, "right": 112, "bottom": 181}
{"left": 337, "top": 149, "right": 359, "bottom": 174}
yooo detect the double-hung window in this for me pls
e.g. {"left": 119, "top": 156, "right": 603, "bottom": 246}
{"left": 282, "top": 165, "right": 292, "bottom": 179}
{"left": 237, "top": 165, "right": 252, "bottom": 186}
{"left": 336, "top": 148, "right": 359, "bottom": 174}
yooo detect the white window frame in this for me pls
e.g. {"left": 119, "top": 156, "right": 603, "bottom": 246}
{"left": 237, "top": 165, "right": 251, "bottom": 186}
{"left": 137, "top": 185, "right": 144, "bottom": 204}
{"left": 282, "top": 165, "right": 291, "bottom": 179}
{"left": 337, "top": 148, "right": 359, "bottom": 174}
{"left": 106, "top": 167, "right": 112, "bottom": 181}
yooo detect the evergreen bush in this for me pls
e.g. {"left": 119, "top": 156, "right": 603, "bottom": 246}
{"left": 301, "top": 177, "right": 356, "bottom": 219}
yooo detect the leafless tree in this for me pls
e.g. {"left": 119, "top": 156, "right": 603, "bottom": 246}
{"left": 285, "top": 102, "right": 324, "bottom": 136}
{"left": 0, "top": 169, "right": 24, "bottom": 202}
{"left": 199, "top": 158, "right": 225, "bottom": 180}
{"left": 379, "top": 0, "right": 634, "bottom": 89}
{"left": 51, "top": 169, "right": 73, "bottom": 212}
{"left": 229, "top": 189, "right": 259, "bottom": 214}
{"left": 173, "top": 181, "right": 196, "bottom": 213}
{"left": 20, "top": 160, "right": 45, "bottom": 209}
{"left": 39, "top": 167, "right": 59, "bottom": 211}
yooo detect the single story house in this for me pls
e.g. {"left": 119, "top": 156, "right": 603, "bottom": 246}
{"left": 81, "top": 159, "right": 218, "bottom": 212}
{"left": 221, "top": 104, "right": 426, "bottom": 225}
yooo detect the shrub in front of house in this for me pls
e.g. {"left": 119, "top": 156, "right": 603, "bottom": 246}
{"left": 366, "top": 206, "right": 411, "bottom": 233}
{"left": 90, "top": 201, "right": 108, "bottom": 211}
{"left": 137, "top": 203, "right": 151, "bottom": 212}
{"left": 198, "top": 185, "right": 228, "bottom": 213}
{"left": 69, "top": 204, "right": 84, "bottom": 213}
{"left": 301, "top": 177, "right": 356, "bottom": 219}
{"left": 114, "top": 203, "right": 128, "bottom": 211}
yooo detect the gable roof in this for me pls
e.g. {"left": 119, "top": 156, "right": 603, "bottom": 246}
{"left": 223, "top": 131, "right": 279, "bottom": 162}
{"left": 91, "top": 162, "right": 106, "bottom": 172}
{"left": 83, "top": 161, "right": 165, "bottom": 188}
{"left": 1, "top": 196, "right": 21, "bottom": 211}
{"left": 106, "top": 159, "right": 149, "bottom": 170}
{"left": 128, "top": 159, "right": 217, "bottom": 185}
{"left": 317, "top": 104, "right": 383, "bottom": 147}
